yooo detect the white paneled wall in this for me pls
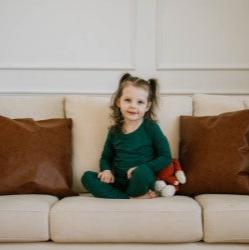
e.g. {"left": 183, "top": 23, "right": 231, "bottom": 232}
{"left": 157, "top": 0, "right": 249, "bottom": 70}
{"left": 0, "top": 0, "right": 248, "bottom": 94}
{"left": 0, "top": 0, "right": 135, "bottom": 69}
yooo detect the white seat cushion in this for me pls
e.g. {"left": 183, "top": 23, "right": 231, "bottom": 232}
{"left": 0, "top": 243, "right": 249, "bottom": 250}
{"left": 0, "top": 195, "right": 58, "bottom": 242}
{"left": 195, "top": 194, "right": 249, "bottom": 243}
{"left": 0, "top": 96, "right": 64, "bottom": 119}
{"left": 50, "top": 196, "right": 203, "bottom": 243}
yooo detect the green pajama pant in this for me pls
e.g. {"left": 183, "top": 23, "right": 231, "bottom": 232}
{"left": 81, "top": 166, "right": 156, "bottom": 199}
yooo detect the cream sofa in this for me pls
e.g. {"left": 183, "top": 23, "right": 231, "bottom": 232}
{"left": 0, "top": 93, "right": 248, "bottom": 250}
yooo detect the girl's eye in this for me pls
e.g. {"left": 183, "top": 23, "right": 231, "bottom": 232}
{"left": 124, "top": 99, "right": 131, "bottom": 102}
{"left": 138, "top": 100, "right": 144, "bottom": 104}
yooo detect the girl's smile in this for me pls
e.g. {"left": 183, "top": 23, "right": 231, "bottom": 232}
{"left": 127, "top": 111, "right": 138, "bottom": 115}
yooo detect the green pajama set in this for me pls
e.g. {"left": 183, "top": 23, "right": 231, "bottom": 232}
{"left": 81, "top": 119, "right": 172, "bottom": 199}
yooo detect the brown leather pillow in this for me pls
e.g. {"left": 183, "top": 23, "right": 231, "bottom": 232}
{"left": 179, "top": 109, "right": 249, "bottom": 195}
{"left": 0, "top": 115, "right": 77, "bottom": 197}
{"left": 241, "top": 129, "right": 249, "bottom": 178}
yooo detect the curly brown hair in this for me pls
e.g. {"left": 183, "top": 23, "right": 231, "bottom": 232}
{"left": 110, "top": 73, "right": 159, "bottom": 132}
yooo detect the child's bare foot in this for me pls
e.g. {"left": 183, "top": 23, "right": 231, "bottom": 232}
{"left": 131, "top": 190, "right": 158, "bottom": 199}
{"left": 148, "top": 190, "right": 158, "bottom": 198}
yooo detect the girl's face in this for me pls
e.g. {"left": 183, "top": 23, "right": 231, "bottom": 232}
{"left": 117, "top": 84, "right": 151, "bottom": 124}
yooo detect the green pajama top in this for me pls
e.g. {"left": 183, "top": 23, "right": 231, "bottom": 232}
{"left": 100, "top": 119, "right": 172, "bottom": 183}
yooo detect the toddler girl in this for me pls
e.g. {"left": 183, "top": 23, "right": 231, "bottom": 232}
{"left": 82, "top": 73, "right": 172, "bottom": 199}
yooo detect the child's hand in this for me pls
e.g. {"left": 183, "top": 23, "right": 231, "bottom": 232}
{"left": 98, "top": 170, "right": 115, "bottom": 183}
{"left": 127, "top": 167, "right": 137, "bottom": 179}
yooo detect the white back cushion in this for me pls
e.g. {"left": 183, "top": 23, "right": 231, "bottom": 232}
{"left": 158, "top": 96, "right": 192, "bottom": 158}
{"left": 193, "top": 94, "right": 244, "bottom": 116}
{"left": 65, "top": 95, "right": 111, "bottom": 193}
{"left": 0, "top": 96, "right": 64, "bottom": 119}
{"left": 243, "top": 99, "right": 249, "bottom": 109}
{"left": 65, "top": 95, "right": 193, "bottom": 193}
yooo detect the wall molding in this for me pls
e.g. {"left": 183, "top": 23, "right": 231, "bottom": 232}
{"left": 1, "top": 90, "right": 249, "bottom": 96}
{"left": 157, "top": 63, "right": 249, "bottom": 71}
{"left": 0, "top": 63, "right": 135, "bottom": 71}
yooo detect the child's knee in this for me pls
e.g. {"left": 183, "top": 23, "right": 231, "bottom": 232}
{"left": 133, "top": 166, "right": 155, "bottom": 182}
{"left": 127, "top": 166, "right": 156, "bottom": 197}
{"left": 81, "top": 171, "right": 97, "bottom": 185}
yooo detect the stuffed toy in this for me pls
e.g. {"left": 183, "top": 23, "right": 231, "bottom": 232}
{"left": 155, "top": 159, "right": 186, "bottom": 197}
